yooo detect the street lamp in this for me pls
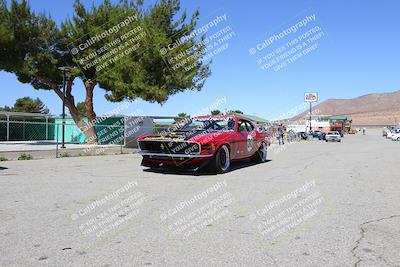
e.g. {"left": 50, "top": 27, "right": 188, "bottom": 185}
{"left": 58, "top": 66, "right": 74, "bottom": 149}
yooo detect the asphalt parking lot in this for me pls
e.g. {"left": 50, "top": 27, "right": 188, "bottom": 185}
{"left": 1, "top": 129, "right": 399, "bottom": 267}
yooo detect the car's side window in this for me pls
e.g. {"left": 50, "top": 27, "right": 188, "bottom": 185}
{"left": 238, "top": 120, "right": 254, "bottom": 132}
{"left": 245, "top": 121, "right": 254, "bottom": 132}
{"left": 238, "top": 120, "right": 247, "bottom": 132}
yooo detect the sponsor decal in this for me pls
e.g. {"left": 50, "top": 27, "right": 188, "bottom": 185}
{"left": 247, "top": 134, "right": 254, "bottom": 152}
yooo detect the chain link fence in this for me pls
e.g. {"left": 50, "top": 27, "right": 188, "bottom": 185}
{"left": 0, "top": 118, "right": 54, "bottom": 142}
{"left": 0, "top": 118, "right": 126, "bottom": 158}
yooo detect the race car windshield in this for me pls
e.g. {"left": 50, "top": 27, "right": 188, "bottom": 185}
{"left": 182, "top": 118, "right": 235, "bottom": 131}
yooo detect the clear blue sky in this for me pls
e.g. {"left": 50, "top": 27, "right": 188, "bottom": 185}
{"left": 1, "top": 0, "right": 399, "bottom": 119}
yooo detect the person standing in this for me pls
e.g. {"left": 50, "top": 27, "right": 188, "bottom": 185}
{"left": 278, "top": 125, "right": 284, "bottom": 145}
{"left": 282, "top": 129, "right": 289, "bottom": 143}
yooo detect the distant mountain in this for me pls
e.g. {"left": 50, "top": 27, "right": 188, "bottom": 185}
{"left": 292, "top": 91, "right": 400, "bottom": 126}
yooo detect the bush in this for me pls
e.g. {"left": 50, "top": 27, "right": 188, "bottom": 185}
{"left": 60, "top": 152, "right": 70, "bottom": 158}
{"left": 0, "top": 156, "right": 8, "bottom": 161}
{"left": 18, "top": 154, "right": 33, "bottom": 160}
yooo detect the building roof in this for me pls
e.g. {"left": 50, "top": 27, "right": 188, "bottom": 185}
{"left": 240, "top": 114, "right": 270, "bottom": 123}
{"left": 194, "top": 114, "right": 270, "bottom": 124}
{"left": 330, "top": 115, "right": 352, "bottom": 121}
{"left": 0, "top": 111, "right": 54, "bottom": 118}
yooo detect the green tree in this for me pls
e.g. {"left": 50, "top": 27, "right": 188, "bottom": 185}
{"left": 0, "top": 97, "right": 49, "bottom": 114}
{"left": 226, "top": 110, "right": 244, "bottom": 115}
{"left": 211, "top": 110, "right": 221, "bottom": 115}
{"left": 0, "top": 0, "right": 210, "bottom": 144}
{"left": 177, "top": 112, "right": 187, "bottom": 118}
{"left": 13, "top": 97, "right": 49, "bottom": 114}
{"left": 174, "top": 112, "right": 187, "bottom": 122}
{"left": 0, "top": 105, "right": 12, "bottom": 112}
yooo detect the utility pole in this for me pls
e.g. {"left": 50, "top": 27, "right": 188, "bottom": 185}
{"left": 58, "top": 66, "right": 73, "bottom": 149}
{"left": 305, "top": 92, "right": 318, "bottom": 134}
{"left": 309, "top": 102, "right": 312, "bottom": 133}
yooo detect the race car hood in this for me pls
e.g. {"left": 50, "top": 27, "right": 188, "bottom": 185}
{"left": 139, "top": 130, "right": 223, "bottom": 143}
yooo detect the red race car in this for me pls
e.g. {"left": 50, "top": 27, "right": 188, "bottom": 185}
{"left": 137, "top": 115, "right": 270, "bottom": 173}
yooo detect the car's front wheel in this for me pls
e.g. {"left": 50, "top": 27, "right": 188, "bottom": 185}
{"left": 209, "top": 145, "right": 230, "bottom": 173}
{"left": 251, "top": 142, "right": 268, "bottom": 163}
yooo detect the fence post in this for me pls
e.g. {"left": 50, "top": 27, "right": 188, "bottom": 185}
{"left": 45, "top": 117, "right": 49, "bottom": 140}
{"left": 6, "top": 114, "right": 10, "bottom": 141}
{"left": 121, "top": 122, "right": 125, "bottom": 154}
{"left": 23, "top": 119, "right": 26, "bottom": 140}
{"left": 56, "top": 123, "right": 59, "bottom": 158}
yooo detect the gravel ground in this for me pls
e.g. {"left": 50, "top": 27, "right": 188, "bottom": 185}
{"left": 1, "top": 129, "right": 399, "bottom": 267}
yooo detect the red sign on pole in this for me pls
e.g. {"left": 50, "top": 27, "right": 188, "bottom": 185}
{"left": 304, "top": 92, "right": 318, "bottom": 103}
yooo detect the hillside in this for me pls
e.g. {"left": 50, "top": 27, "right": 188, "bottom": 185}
{"left": 292, "top": 91, "right": 400, "bottom": 126}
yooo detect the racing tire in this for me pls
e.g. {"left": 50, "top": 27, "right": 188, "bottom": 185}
{"left": 251, "top": 142, "right": 268, "bottom": 163}
{"left": 209, "top": 145, "right": 231, "bottom": 174}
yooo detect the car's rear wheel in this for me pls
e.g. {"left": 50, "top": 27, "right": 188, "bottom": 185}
{"left": 251, "top": 142, "right": 268, "bottom": 163}
{"left": 209, "top": 145, "right": 230, "bottom": 173}
{"left": 397, "top": 137, "right": 400, "bottom": 141}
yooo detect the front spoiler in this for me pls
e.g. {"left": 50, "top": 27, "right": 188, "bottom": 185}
{"left": 141, "top": 160, "right": 205, "bottom": 172}
{"left": 138, "top": 151, "right": 213, "bottom": 158}
{"left": 140, "top": 155, "right": 213, "bottom": 171}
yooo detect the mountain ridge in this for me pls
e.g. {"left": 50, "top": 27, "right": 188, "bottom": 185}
{"left": 292, "top": 90, "right": 400, "bottom": 125}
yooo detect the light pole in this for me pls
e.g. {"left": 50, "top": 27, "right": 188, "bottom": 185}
{"left": 304, "top": 92, "right": 318, "bottom": 135}
{"left": 58, "top": 66, "right": 73, "bottom": 148}
{"left": 309, "top": 102, "right": 312, "bottom": 133}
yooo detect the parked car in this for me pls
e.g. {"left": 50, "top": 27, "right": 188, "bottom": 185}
{"left": 387, "top": 129, "right": 400, "bottom": 139}
{"left": 137, "top": 115, "right": 270, "bottom": 173}
{"left": 325, "top": 131, "right": 341, "bottom": 142}
{"left": 391, "top": 132, "right": 400, "bottom": 141}
{"left": 383, "top": 127, "right": 389, "bottom": 137}
{"left": 311, "top": 131, "right": 325, "bottom": 140}
{"left": 318, "top": 132, "right": 326, "bottom": 140}
{"left": 300, "top": 132, "right": 309, "bottom": 140}
{"left": 312, "top": 131, "right": 322, "bottom": 138}
{"left": 348, "top": 128, "right": 357, "bottom": 134}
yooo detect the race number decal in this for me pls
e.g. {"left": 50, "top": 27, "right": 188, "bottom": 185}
{"left": 247, "top": 134, "right": 254, "bottom": 152}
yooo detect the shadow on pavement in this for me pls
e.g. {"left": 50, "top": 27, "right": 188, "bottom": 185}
{"left": 0, "top": 166, "right": 9, "bottom": 170}
{"left": 142, "top": 159, "right": 272, "bottom": 176}
{"left": 0, "top": 141, "right": 55, "bottom": 145}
